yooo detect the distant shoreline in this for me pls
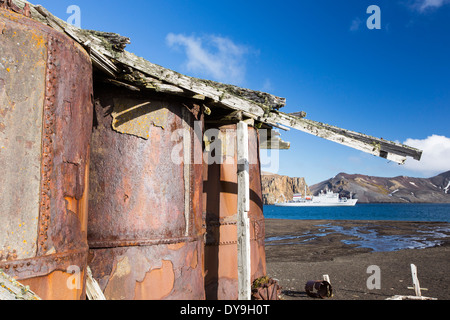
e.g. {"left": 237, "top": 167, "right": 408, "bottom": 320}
{"left": 263, "top": 202, "right": 450, "bottom": 223}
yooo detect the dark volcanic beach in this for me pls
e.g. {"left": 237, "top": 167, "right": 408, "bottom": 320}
{"left": 264, "top": 219, "right": 450, "bottom": 300}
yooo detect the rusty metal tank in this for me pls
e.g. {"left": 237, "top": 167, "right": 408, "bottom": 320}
{"left": 0, "top": 7, "right": 93, "bottom": 299}
{"left": 87, "top": 83, "right": 205, "bottom": 300}
{"left": 203, "top": 124, "right": 266, "bottom": 300}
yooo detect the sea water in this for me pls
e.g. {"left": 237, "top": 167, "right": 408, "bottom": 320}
{"left": 263, "top": 203, "right": 450, "bottom": 222}
{"left": 263, "top": 203, "right": 450, "bottom": 251}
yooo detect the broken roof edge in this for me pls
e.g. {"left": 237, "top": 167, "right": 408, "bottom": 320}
{"left": 12, "top": 0, "right": 286, "bottom": 116}
{"left": 9, "top": 0, "right": 423, "bottom": 163}
{"left": 264, "top": 111, "right": 423, "bottom": 164}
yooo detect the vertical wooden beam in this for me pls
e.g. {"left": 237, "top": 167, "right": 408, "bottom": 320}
{"left": 182, "top": 108, "right": 191, "bottom": 237}
{"left": 411, "top": 264, "right": 422, "bottom": 297}
{"left": 237, "top": 121, "right": 251, "bottom": 300}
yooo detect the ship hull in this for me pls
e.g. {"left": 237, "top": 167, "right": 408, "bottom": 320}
{"left": 275, "top": 200, "right": 358, "bottom": 207}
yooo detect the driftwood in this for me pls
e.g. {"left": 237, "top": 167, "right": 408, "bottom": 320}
{"left": 386, "top": 295, "right": 437, "bottom": 301}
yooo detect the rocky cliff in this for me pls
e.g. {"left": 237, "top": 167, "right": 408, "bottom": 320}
{"left": 310, "top": 171, "right": 450, "bottom": 203}
{"left": 261, "top": 172, "right": 311, "bottom": 205}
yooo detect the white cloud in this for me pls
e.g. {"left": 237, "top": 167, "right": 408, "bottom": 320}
{"left": 412, "top": 0, "right": 450, "bottom": 12}
{"left": 166, "top": 33, "right": 249, "bottom": 85}
{"left": 261, "top": 78, "right": 273, "bottom": 92}
{"left": 402, "top": 135, "right": 450, "bottom": 174}
{"left": 350, "top": 17, "right": 362, "bottom": 31}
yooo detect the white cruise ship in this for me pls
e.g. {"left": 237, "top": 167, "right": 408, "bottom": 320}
{"left": 275, "top": 188, "right": 358, "bottom": 207}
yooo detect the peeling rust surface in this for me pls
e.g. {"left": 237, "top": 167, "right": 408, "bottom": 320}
{"left": 0, "top": 8, "right": 47, "bottom": 262}
{"left": 0, "top": 9, "right": 93, "bottom": 300}
{"left": 0, "top": 0, "right": 31, "bottom": 17}
{"left": 88, "top": 240, "right": 205, "bottom": 300}
{"left": 111, "top": 98, "right": 169, "bottom": 139}
{"left": 88, "top": 83, "right": 205, "bottom": 299}
{"left": 20, "top": 268, "right": 86, "bottom": 300}
{"left": 203, "top": 125, "right": 266, "bottom": 300}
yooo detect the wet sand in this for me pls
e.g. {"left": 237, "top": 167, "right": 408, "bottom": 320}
{"left": 264, "top": 219, "right": 450, "bottom": 300}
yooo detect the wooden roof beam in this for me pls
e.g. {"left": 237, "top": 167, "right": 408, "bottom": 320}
{"left": 262, "top": 111, "right": 423, "bottom": 164}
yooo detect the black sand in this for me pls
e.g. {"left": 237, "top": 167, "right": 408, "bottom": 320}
{"left": 264, "top": 219, "right": 450, "bottom": 300}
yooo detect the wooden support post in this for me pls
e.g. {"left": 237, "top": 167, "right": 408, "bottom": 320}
{"left": 237, "top": 121, "right": 251, "bottom": 300}
{"left": 411, "top": 264, "right": 422, "bottom": 297}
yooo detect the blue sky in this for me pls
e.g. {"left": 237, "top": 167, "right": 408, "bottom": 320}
{"left": 40, "top": 0, "right": 450, "bottom": 184}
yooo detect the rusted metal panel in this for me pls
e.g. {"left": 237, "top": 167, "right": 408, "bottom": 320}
{"left": 203, "top": 125, "right": 266, "bottom": 300}
{"left": 0, "top": 8, "right": 93, "bottom": 300}
{"left": 251, "top": 276, "right": 282, "bottom": 300}
{"left": 0, "top": 0, "right": 31, "bottom": 17}
{"left": 0, "top": 8, "right": 47, "bottom": 262}
{"left": 88, "top": 83, "right": 205, "bottom": 300}
{"left": 88, "top": 240, "right": 204, "bottom": 300}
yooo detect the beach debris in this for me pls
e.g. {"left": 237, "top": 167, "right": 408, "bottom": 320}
{"left": 386, "top": 264, "right": 437, "bottom": 300}
{"left": 305, "top": 280, "right": 333, "bottom": 299}
{"left": 407, "top": 264, "right": 428, "bottom": 296}
{"left": 251, "top": 276, "right": 282, "bottom": 300}
{"left": 386, "top": 295, "right": 437, "bottom": 300}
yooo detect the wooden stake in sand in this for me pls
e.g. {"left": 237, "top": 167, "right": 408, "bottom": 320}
{"left": 410, "top": 264, "right": 422, "bottom": 297}
{"left": 386, "top": 264, "right": 436, "bottom": 300}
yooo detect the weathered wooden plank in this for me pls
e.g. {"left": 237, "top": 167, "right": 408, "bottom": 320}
{"left": 86, "top": 266, "right": 106, "bottom": 300}
{"left": 410, "top": 264, "right": 421, "bottom": 297}
{"left": 110, "top": 50, "right": 268, "bottom": 116}
{"left": 263, "top": 111, "right": 423, "bottom": 164}
{"left": 237, "top": 121, "right": 251, "bottom": 301}
{"left": 260, "top": 129, "right": 291, "bottom": 150}
{"left": 386, "top": 295, "right": 437, "bottom": 300}
{"left": 289, "top": 111, "right": 307, "bottom": 118}
{"left": 182, "top": 108, "right": 191, "bottom": 237}
{"left": 0, "top": 269, "right": 41, "bottom": 300}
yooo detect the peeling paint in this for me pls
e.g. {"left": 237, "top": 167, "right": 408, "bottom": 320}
{"left": 0, "top": 14, "right": 47, "bottom": 261}
{"left": 112, "top": 256, "right": 132, "bottom": 278}
{"left": 111, "top": 98, "right": 168, "bottom": 139}
{"left": 168, "top": 242, "right": 186, "bottom": 251}
{"left": 134, "top": 260, "right": 175, "bottom": 300}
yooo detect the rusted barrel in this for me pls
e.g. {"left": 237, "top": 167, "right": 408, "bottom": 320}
{"left": 87, "top": 83, "right": 205, "bottom": 300}
{"left": 0, "top": 8, "right": 93, "bottom": 299}
{"left": 305, "top": 280, "right": 333, "bottom": 299}
{"left": 203, "top": 124, "right": 266, "bottom": 300}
